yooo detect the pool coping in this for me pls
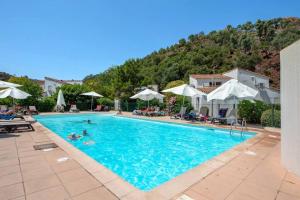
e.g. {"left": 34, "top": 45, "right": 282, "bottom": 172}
{"left": 33, "top": 113, "right": 266, "bottom": 200}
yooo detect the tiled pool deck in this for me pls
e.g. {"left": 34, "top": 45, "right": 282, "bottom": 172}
{"left": 0, "top": 112, "right": 299, "bottom": 200}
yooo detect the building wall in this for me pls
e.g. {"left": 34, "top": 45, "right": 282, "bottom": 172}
{"left": 280, "top": 39, "right": 300, "bottom": 176}
{"left": 224, "top": 68, "right": 270, "bottom": 88}
{"left": 44, "top": 79, "right": 62, "bottom": 96}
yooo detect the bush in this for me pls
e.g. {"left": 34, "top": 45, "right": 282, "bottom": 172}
{"left": 238, "top": 100, "right": 270, "bottom": 123}
{"left": 97, "top": 97, "right": 114, "bottom": 107}
{"left": 261, "top": 109, "right": 281, "bottom": 128}
{"left": 37, "top": 97, "right": 55, "bottom": 112}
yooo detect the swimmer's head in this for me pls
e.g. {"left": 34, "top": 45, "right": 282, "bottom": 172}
{"left": 83, "top": 130, "right": 87, "bottom": 135}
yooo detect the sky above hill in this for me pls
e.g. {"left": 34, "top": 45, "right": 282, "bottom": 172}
{"left": 0, "top": 0, "right": 300, "bottom": 80}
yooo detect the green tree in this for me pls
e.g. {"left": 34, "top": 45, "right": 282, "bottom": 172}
{"left": 8, "top": 76, "right": 43, "bottom": 106}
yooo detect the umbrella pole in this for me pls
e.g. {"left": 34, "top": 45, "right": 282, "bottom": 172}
{"left": 148, "top": 100, "right": 149, "bottom": 108}
{"left": 91, "top": 96, "right": 93, "bottom": 111}
{"left": 235, "top": 96, "right": 238, "bottom": 124}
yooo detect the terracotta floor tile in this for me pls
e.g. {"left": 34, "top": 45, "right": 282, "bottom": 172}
{"left": 285, "top": 172, "right": 300, "bottom": 186}
{"left": 72, "top": 187, "right": 118, "bottom": 200}
{"left": 19, "top": 155, "right": 45, "bottom": 164}
{"left": 92, "top": 168, "right": 118, "bottom": 184}
{"left": 0, "top": 158, "right": 19, "bottom": 168}
{"left": 0, "top": 172, "right": 22, "bottom": 188}
{"left": 183, "top": 190, "right": 211, "bottom": 200}
{"left": 105, "top": 178, "right": 135, "bottom": 198}
{"left": 26, "top": 185, "right": 70, "bottom": 200}
{"left": 280, "top": 180, "right": 300, "bottom": 197}
{"left": 22, "top": 166, "right": 54, "bottom": 181}
{"left": 50, "top": 159, "right": 81, "bottom": 173}
{"left": 24, "top": 174, "right": 61, "bottom": 194}
{"left": 20, "top": 161, "right": 51, "bottom": 172}
{"left": 57, "top": 168, "right": 90, "bottom": 183}
{"left": 0, "top": 165, "right": 20, "bottom": 177}
{"left": 276, "top": 192, "right": 300, "bottom": 200}
{"left": 228, "top": 181, "right": 277, "bottom": 200}
{"left": 12, "top": 196, "right": 26, "bottom": 200}
{"left": 63, "top": 176, "right": 102, "bottom": 196}
{"left": 0, "top": 183, "right": 24, "bottom": 200}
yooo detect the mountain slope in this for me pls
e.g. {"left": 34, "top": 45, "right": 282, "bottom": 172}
{"left": 85, "top": 17, "right": 300, "bottom": 99}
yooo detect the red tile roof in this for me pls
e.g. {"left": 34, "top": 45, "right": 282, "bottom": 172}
{"left": 197, "top": 87, "right": 219, "bottom": 94}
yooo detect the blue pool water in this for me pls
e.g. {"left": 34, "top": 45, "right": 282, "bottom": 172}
{"left": 34, "top": 114, "right": 255, "bottom": 191}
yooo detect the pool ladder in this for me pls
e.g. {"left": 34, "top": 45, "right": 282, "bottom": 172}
{"left": 230, "top": 118, "right": 247, "bottom": 137}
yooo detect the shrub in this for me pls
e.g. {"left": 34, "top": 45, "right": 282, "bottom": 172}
{"left": 238, "top": 100, "right": 270, "bottom": 123}
{"left": 261, "top": 109, "right": 281, "bottom": 128}
{"left": 37, "top": 97, "right": 55, "bottom": 112}
{"left": 97, "top": 97, "right": 114, "bottom": 107}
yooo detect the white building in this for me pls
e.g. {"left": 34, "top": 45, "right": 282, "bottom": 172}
{"left": 44, "top": 77, "right": 82, "bottom": 96}
{"left": 280, "top": 39, "right": 300, "bottom": 176}
{"left": 189, "top": 68, "right": 280, "bottom": 117}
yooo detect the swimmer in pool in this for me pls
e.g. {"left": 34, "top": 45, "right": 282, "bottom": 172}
{"left": 68, "top": 133, "right": 81, "bottom": 140}
{"left": 82, "top": 129, "right": 88, "bottom": 136}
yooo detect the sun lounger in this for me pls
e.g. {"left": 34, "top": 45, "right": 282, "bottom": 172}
{"left": 0, "top": 121, "right": 34, "bottom": 132}
{"left": 212, "top": 108, "right": 228, "bottom": 124}
{"left": 69, "top": 104, "right": 80, "bottom": 113}
{"left": 94, "top": 105, "right": 102, "bottom": 112}
{"left": 0, "top": 114, "right": 16, "bottom": 120}
{"left": 171, "top": 107, "right": 187, "bottom": 119}
{"left": 29, "top": 106, "right": 39, "bottom": 115}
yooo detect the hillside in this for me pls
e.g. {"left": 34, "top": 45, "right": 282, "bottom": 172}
{"left": 87, "top": 18, "right": 300, "bottom": 99}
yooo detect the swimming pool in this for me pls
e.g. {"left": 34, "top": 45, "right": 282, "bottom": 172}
{"left": 35, "top": 113, "right": 255, "bottom": 191}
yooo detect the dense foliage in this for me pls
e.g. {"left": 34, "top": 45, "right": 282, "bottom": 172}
{"left": 238, "top": 100, "right": 270, "bottom": 123}
{"left": 37, "top": 97, "right": 56, "bottom": 112}
{"left": 0, "top": 72, "right": 11, "bottom": 81}
{"left": 53, "top": 84, "right": 91, "bottom": 110}
{"left": 97, "top": 97, "right": 114, "bottom": 107}
{"left": 8, "top": 76, "right": 43, "bottom": 106}
{"left": 261, "top": 109, "right": 281, "bottom": 128}
{"left": 84, "top": 17, "right": 300, "bottom": 100}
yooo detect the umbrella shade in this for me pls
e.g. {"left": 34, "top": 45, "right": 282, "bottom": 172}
{"left": 0, "top": 81, "right": 21, "bottom": 88}
{"left": 207, "top": 79, "right": 258, "bottom": 102}
{"left": 130, "top": 89, "right": 164, "bottom": 108}
{"left": 81, "top": 91, "right": 103, "bottom": 111}
{"left": 130, "top": 89, "right": 164, "bottom": 101}
{"left": 162, "top": 84, "right": 206, "bottom": 97}
{"left": 0, "top": 87, "right": 31, "bottom": 99}
{"left": 57, "top": 90, "right": 66, "bottom": 106}
{"left": 207, "top": 79, "right": 258, "bottom": 123}
{"left": 81, "top": 91, "right": 103, "bottom": 97}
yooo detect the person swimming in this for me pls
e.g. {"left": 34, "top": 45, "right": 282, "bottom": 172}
{"left": 87, "top": 119, "right": 91, "bottom": 124}
{"left": 82, "top": 129, "right": 88, "bottom": 136}
{"left": 67, "top": 133, "right": 81, "bottom": 140}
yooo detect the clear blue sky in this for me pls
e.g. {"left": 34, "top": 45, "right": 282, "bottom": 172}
{"left": 0, "top": 0, "right": 299, "bottom": 80}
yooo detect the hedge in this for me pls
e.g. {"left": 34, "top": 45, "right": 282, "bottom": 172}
{"left": 261, "top": 109, "right": 281, "bottom": 128}
{"left": 238, "top": 100, "right": 270, "bottom": 123}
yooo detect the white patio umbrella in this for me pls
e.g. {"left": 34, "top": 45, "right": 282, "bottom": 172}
{"left": 0, "top": 87, "right": 31, "bottom": 107}
{"left": 162, "top": 84, "right": 206, "bottom": 105}
{"left": 81, "top": 91, "right": 103, "bottom": 111}
{"left": 207, "top": 79, "right": 258, "bottom": 123}
{"left": 56, "top": 89, "right": 66, "bottom": 107}
{"left": 130, "top": 88, "right": 164, "bottom": 108}
{"left": 0, "top": 80, "right": 21, "bottom": 88}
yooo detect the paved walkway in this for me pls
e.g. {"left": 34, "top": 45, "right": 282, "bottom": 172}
{"left": 0, "top": 114, "right": 299, "bottom": 200}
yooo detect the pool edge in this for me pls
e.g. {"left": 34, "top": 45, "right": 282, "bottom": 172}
{"left": 33, "top": 115, "right": 265, "bottom": 200}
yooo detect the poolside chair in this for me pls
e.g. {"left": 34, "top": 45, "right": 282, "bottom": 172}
{"left": 94, "top": 105, "right": 102, "bottom": 112}
{"left": 0, "top": 121, "right": 34, "bottom": 132}
{"left": 0, "top": 114, "right": 16, "bottom": 120}
{"left": 211, "top": 108, "right": 228, "bottom": 124}
{"left": 171, "top": 107, "right": 187, "bottom": 119}
{"left": 184, "top": 110, "right": 198, "bottom": 121}
{"left": 28, "top": 106, "right": 39, "bottom": 115}
{"left": 69, "top": 104, "right": 80, "bottom": 113}
{"left": 196, "top": 107, "right": 209, "bottom": 122}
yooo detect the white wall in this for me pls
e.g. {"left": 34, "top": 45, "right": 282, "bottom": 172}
{"left": 280, "top": 39, "right": 300, "bottom": 176}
